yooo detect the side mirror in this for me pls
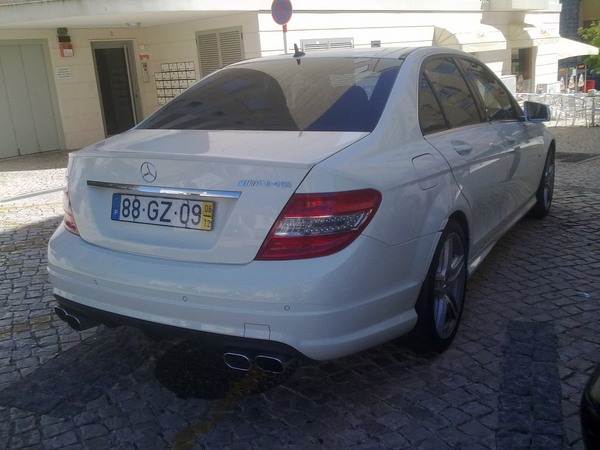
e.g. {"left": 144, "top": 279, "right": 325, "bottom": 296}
{"left": 523, "top": 101, "right": 551, "bottom": 122}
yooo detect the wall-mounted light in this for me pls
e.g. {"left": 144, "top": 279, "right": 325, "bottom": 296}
{"left": 127, "top": 22, "right": 141, "bottom": 29}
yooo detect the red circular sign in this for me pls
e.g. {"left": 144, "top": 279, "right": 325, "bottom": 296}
{"left": 271, "top": 0, "right": 293, "bottom": 25}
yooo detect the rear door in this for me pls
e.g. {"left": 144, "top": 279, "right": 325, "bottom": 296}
{"left": 418, "top": 56, "right": 508, "bottom": 257}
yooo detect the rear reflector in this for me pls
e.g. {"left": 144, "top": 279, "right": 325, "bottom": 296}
{"left": 255, "top": 189, "right": 381, "bottom": 260}
{"left": 62, "top": 187, "right": 79, "bottom": 235}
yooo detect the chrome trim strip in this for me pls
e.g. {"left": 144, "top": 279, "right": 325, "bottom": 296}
{"left": 87, "top": 180, "right": 241, "bottom": 199}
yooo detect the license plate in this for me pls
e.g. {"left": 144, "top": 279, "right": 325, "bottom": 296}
{"left": 111, "top": 194, "right": 213, "bottom": 231}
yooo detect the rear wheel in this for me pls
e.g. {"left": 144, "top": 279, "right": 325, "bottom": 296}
{"left": 410, "top": 220, "right": 467, "bottom": 352}
{"left": 527, "top": 146, "right": 555, "bottom": 219}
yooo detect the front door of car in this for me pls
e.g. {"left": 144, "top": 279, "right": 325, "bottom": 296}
{"left": 456, "top": 57, "right": 546, "bottom": 218}
{"left": 418, "top": 57, "right": 508, "bottom": 258}
{"left": 496, "top": 121, "right": 546, "bottom": 216}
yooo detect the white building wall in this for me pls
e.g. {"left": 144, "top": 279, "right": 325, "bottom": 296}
{"left": 141, "top": 13, "right": 260, "bottom": 115}
{"left": 536, "top": 46, "right": 561, "bottom": 86}
{"left": 256, "top": 12, "right": 499, "bottom": 56}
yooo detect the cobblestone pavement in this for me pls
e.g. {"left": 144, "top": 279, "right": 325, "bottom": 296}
{"left": 0, "top": 126, "right": 598, "bottom": 450}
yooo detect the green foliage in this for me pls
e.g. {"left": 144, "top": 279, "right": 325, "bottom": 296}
{"left": 578, "top": 21, "right": 600, "bottom": 69}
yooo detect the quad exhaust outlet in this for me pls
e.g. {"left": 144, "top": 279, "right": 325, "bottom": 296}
{"left": 223, "top": 351, "right": 293, "bottom": 374}
{"left": 55, "top": 305, "right": 294, "bottom": 374}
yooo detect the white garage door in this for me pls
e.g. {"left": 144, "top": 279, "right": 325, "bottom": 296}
{"left": 0, "top": 41, "right": 61, "bottom": 159}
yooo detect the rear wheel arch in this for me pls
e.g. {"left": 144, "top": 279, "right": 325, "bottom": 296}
{"left": 448, "top": 211, "right": 469, "bottom": 255}
{"left": 409, "top": 216, "right": 468, "bottom": 352}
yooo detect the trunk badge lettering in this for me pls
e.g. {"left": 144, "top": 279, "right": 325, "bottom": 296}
{"left": 141, "top": 162, "right": 157, "bottom": 183}
{"left": 238, "top": 180, "right": 292, "bottom": 188}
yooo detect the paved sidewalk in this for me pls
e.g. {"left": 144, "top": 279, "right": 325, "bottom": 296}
{"left": 0, "top": 126, "right": 599, "bottom": 450}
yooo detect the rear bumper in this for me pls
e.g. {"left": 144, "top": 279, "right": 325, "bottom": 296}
{"left": 54, "top": 295, "right": 302, "bottom": 358}
{"left": 48, "top": 224, "right": 437, "bottom": 360}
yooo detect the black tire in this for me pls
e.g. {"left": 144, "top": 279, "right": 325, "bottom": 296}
{"left": 409, "top": 219, "right": 467, "bottom": 353}
{"left": 527, "top": 146, "right": 555, "bottom": 219}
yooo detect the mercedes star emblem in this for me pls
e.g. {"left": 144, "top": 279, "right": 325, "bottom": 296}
{"left": 141, "top": 162, "right": 157, "bottom": 183}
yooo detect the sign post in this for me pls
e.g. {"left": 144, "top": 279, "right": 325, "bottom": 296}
{"left": 271, "top": 0, "right": 293, "bottom": 54}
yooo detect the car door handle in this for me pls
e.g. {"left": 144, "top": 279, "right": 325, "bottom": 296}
{"left": 451, "top": 141, "right": 472, "bottom": 156}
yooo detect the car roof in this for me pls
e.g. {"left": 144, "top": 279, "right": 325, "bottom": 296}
{"left": 235, "top": 47, "right": 415, "bottom": 64}
{"left": 231, "top": 46, "right": 478, "bottom": 67}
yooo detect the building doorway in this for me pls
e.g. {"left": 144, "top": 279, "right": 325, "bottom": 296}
{"left": 92, "top": 41, "right": 141, "bottom": 137}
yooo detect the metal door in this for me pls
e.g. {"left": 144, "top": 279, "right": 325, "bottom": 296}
{"left": 0, "top": 41, "right": 61, "bottom": 158}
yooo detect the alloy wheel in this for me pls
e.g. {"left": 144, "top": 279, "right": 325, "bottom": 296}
{"left": 542, "top": 150, "right": 555, "bottom": 210}
{"left": 432, "top": 232, "right": 466, "bottom": 340}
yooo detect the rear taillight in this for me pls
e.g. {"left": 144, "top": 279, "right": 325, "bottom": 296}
{"left": 256, "top": 189, "right": 382, "bottom": 260}
{"left": 62, "top": 187, "right": 79, "bottom": 235}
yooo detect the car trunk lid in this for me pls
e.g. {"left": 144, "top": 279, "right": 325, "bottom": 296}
{"left": 67, "top": 129, "right": 367, "bottom": 264}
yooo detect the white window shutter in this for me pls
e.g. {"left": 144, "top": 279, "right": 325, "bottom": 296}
{"left": 197, "top": 28, "right": 243, "bottom": 77}
{"left": 219, "top": 30, "right": 244, "bottom": 67}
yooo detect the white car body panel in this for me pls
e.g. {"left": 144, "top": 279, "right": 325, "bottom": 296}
{"left": 500, "top": 121, "right": 548, "bottom": 214}
{"left": 425, "top": 122, "right": 509, "bottom": 258}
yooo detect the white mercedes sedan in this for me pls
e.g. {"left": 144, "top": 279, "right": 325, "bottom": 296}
{"left": 48, "top": 46, "right": 555, "bottom": 372}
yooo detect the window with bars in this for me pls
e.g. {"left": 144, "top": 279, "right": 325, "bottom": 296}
{"left": 196, "top": 28, "right": 244, "bottom": 77}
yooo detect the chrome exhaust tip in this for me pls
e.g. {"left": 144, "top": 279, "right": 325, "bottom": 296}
{"left": 54, "top": 305, "right": 70, "bottom": 322}
{"left": 255, "top": 355, "right": 290, "bottom": 374}
{"left": 223, "top": 352, "right": 252, "bottom": 371}
{"left": 54, "top": 306, "right": 99, "bottom": 331}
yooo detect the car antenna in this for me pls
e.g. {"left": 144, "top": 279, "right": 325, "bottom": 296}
{"left": 293, "top": 44, "right": 305, "bottom": 64}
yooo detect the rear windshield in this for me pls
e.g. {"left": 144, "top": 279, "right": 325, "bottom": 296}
{"left": 139, "top": 57, "right": 402, "bottom": 132}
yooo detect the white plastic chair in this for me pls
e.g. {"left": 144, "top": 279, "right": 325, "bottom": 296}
{"left": 543, "top": 94, "right": 562, "bottom": 121}
{"left": 555, "top": 95, "right": 588, "bottom": 126}
{"left": 584, "top": 96, "right": 600, "bottom": 127}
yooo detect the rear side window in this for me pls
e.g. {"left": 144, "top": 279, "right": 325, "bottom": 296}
{"left": 418, "top": 74, "right": 448, "bottom": 134}
{"left": 421, "top": 58, "right": 482, "bottom": 129}
{"left": 139, "top": 58, "right": 402, "bottom": 132}
{"left": 457, "top": 58, "right": 518, "bottom": 121}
